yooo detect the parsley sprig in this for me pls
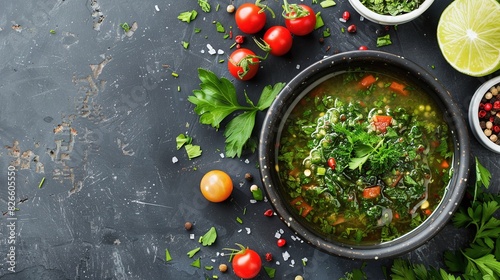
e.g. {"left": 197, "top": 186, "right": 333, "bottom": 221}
{"left": 189, "top": 68, "right": 285, "bottom": 157}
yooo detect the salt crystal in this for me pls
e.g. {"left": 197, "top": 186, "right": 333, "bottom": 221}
{"left": 211, "top": 259, "right": 216, "bottom": 262}
{"left": 274, "top": 232, "right": 281, "bottom": 239}
{"left": 200, "top": 50, "right": 205, "bottom": 54}
{"left": 217, "top": 49, "right": 224, "bottom": 55}
{"left": 360, "top": 16, "right": 364, "bottom": 21}
{"left": 155, "top": 5, "right": 160, "bottom": 11}
{"left": 220, "top": 153, "right": 225, "bottom": 158}
{"left": 276, "top": 261, "right": 281, "bottom": 265}
{"left": 339, "top": 18, "right": 346, "bottom": 23}
{"left": 296, "top": 64, "right": 300, "bottom": 70}
{"left": 208, "top": 49, "right": 216, "bottom": 55}
{"left": 190, "top": 234, "right": 195, "bottom": 239}
{"left": 279, "top": 229, "right": 285, "bottom": 234}
{"left": 172, "top": 156, "right": 178, "bottom": 163}
{"left": 244, "top": 159, "right": 250, "bottom": 164}
{"left": 238, "top": 229, "right": 242, "bottom": 233}
{"left": 250, "top": 199, "right": 257, "bottom": 204}
{"left": 245, "top": 227, "right": 251, "bottom": 234}
{"left": 207, "top": 43, "right": 214, "bottom": 51}
{"left": 282, "top": 251, "right": 290, "bottom": 261}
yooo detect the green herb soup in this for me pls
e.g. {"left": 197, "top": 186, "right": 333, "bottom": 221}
{"left": 277, "top": 71, "right": 454, "bottom": 245}
{"left": 361, "top": 0, "right": 424, "bottom": 16}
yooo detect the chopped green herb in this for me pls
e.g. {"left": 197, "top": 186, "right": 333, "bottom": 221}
{"left": 264, "top": 267, "right": 276, "bottom": 278}
{"left": 198, "top": 0, "right": 211, "bottom": 12}
{"left": 216, "top": 3, "right": 220, "bottom": 11}
{"left": 376, "top": 34, "right": 392, "bottom": 47}
{"left": 243, "top": 207, "right": 247, "bottom": 215}
{"left": 251, "top": 188, "right": 264, "bottom": 201}
{"left": 178, "top": 10, "right": 198, "bottom": 23}
{"left": 178, "top": 86, "right": 181, "bottom": 92}
{"left": 341, "top": 27, "right": 345, "bottom": 33}
{"left": 120, "top": 22, "right": 131, "bottom": 32}
{"left": 215, "top": 21, "right": 225, "bottom": 33}
{"left": 191, "top": 258, "right": 201, "bottom": 268}
{"left": 236, "top": 217, "right": 243, "bottom": 224}
{"left": 189, "top": 68, "right": 285, "bottom": 157}
{"left": 176, "top": 134, "right": 192, "bottom": 150}
{"left": 49, "top": 29, "right": 56, "bottom": 34}
{"left": 314, "top": 12, "right": 324, "bottom": 29}
{"left": 199, "top": 227, "right": 217, "bottom": 246}
{"left": 194, "top": 28, "right": 202, "bottom": 33}
{"left": 223, "top": 34, "right": 229, "bottom": 39}
{"left": 320, "top": 0, "right": 336, "bottom": 8}
{"left": 165, "top": 249, "right": 172, "bottom": 262}
{"left": 218, "top": 59, "right": 225, "bottom": 63}
{"left": 185, "top": 144, "right": 202, "bottom": 159}
{"left": 323, "top": 27, "right": 331, "bottom": 38}
{"left": 172, "top": 72, "right": 179, "bottom": 78}
{"left": 302, "top": 258, "right": 308, "bottom": 266}
{"left": 187, "top": 247, "right": 201, "bottom": 258}
{"left": 182, "top": 41, "right": 189, "bottom": 49}
{"left": 38, "top": 177, "right": 46, "bottom": 188}
{"left": 204, "top": 266, "right": 213, "bottom": 270}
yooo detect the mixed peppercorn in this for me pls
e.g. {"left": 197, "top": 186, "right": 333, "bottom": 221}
{"left": 478, "top": 83, "right": 500, "bottom": 145}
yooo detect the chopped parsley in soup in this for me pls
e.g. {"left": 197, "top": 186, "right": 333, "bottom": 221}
{"left": 277, "top": 71, "right": 454, "bottom": 244}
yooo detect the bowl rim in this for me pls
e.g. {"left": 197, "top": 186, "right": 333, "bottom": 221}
{"left": 347, "top": 0, "right": 435, "bottom": 25}
{"left": 468, "top": 75, "right": 500, "bottom": 153}
{"left": 259, "top": 50, "right": 470, "bottom": 259}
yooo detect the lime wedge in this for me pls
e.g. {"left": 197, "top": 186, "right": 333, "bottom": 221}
{"left": 437, "top": 0, "right": 500, "bottom": 77}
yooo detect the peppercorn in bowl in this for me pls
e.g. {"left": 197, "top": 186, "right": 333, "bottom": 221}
{"left": 348, "top": 0, "right": 434, "bottom": 25}
{"left": 468, "top": 75, "right": 500, "bottom": 153}
{"left": 259, "top": 51, "right": 470, "bottom": 259}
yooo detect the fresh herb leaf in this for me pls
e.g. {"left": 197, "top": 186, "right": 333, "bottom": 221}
{"left": 323, "top": 27, "right": 331, "bottom": 38}
{"left": 194, "top": 28, "right": 201, "bottom": 33}
{"left": 236, "top": 216, "right": 243, "bottom": 224}
{"left": 49, "top": 29, "right": 56, "bottom": 34}
{"left": 199, "top": 227, "right": 217, "bottom": 246}
{"left": 189, "top": 68, "right": 285, "bottom": 157}
{"left": 165, "top": 249, "right": 172, "bottom": 262}
{"left": 178, "top": 10, "right": 198, "bottom": 23}
{"left": 185, "top": 144, "right": 202, "bottom": 159}
{"left": 187, "top": 247, "right": 201, "bottom": 258}
{"left": 176, "top": 134, "right": 192, "bottom": 150}
{"left": 251, "top": 187, "right": 264, "bottom": 201}
{"left": 474, "top": 157, "right": 491, "bottom": 204}
{"left": 314, "top": 12, "right": 324, "bottom": 29}
{"left": 215, "top": 21, "right": 225, "bottom": 33}
{"left": 182, "top": 41, "right": 190, "bottom": 49}
{"left": 198, "top": 0, "right": 211, "bottom": 12}
{"left": 38, "top": 177, "right": 46, "bottom": 188}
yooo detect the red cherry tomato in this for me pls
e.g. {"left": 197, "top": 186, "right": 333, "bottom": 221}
{"left": 228, "top": 48, "right": 260, "bottom": 81}
{"left": 200, "top": 170, "right": 233, "bottom": 202}
{"left": 263, "top": 26, "right": 293, "bottom": 56}
{"left": 232, "top": 246, "right": 262, "bottom": 279}
{"left": 284, "top": 4, "right": 316, "bottom": 36}
{"left": 235, "top": 3, "right": 266, "bottom": 34}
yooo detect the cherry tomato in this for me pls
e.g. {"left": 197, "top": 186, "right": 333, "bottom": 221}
{"left": 200, "top": 170, "right": 233, "bottom": 202}
{"left": 232, "top": 246, "right": 262, "bottom": 279}
{"left": 263, "top": 26, "right": 293, "bottom": 56}
{"left": 284, "top": 4, "right": 316, "bottom": 36}
{"left": 235, "top": 3, "right": 266, "bottom": 34}
{"left": 228, "top": 48, "right": 260, "bottom": 81}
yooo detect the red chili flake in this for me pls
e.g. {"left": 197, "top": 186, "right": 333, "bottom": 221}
{"left": 493, "top": 101, "right": 500, "bottom": 110}
{"left": 327, "top": 157, "right": 336, "bottom": 170}
{"left": 277, "top": 238, "right": 286, "bottom": 247}
{"left": 235, "top": 35, "right": 244, "bottom": 44}
{"left": 264, "top": 209, "right": 274, "bottom": 217}
{"left": 484, "top": 103, "right": 493, "bottom": 111}
{"left": 478, "top": 110, "right": 487, "bottom": 118}
{"left": 347, "top": 24, "right": 357, "bottom": 33}
{"left": 494, "top": 125, "right": 500, "bottom": 133}
{"left": 359, "top": 45, "right": 368, "bottom": 50}
{"left": 342, "top": 11, "right": 350, "bottom": 21}
{"left": 265, "top": 253, "right": 273, "bottom": 262}
{"left": 491, "top": 116, "right": 496, "bottom": 123}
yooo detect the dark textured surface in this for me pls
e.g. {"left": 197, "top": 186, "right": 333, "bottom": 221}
{"left": 1, "top": 0, "right": 499, "bottom": 279}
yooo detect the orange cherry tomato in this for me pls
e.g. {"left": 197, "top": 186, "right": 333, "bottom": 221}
{"left": 200, "top": 170, "right": 233, "bottom": 202}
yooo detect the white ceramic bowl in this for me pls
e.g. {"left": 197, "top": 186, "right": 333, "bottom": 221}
{"left": 348, "top": 0, "right": 434, "bottom": 25}
{"left": 468, "top": 76, "right": 500, "bottom": 153}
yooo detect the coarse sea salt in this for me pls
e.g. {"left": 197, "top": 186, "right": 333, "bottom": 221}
{"left": 172, "top": 156, "right": 178, "bottom": 163}
{"left": 154, "top": 5, "right": 160, "bottom": 11}
{"left": 282, "top": 251, "right": 290, "bottom": 261}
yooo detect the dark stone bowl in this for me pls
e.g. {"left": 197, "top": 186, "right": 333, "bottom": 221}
{"left": 258, "top": 50, "right": 470, "bottom": 259}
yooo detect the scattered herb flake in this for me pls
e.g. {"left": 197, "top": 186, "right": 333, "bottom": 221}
{"left": 264, "top": 266, "right": 276, "bottom": 278}
{"left": 185, "top": 144, "right": 202, "bottom": 159}
{"left": 120, "top": 22, "right": 131, "bottom": 32}
{"left": 251, "top": 188, "right": 264, "bottom": 201}
{"left": 165, "top": 249, "right": 172, "bottom": 262}
{"left": 198, "top": 0, "right": 211, "bottom": 12}
{"left": 178, "top": 10, "right": 198, "bottom": 23}
{"left": 199, "top": 227, "right": 217, "bottom": 246}
{"left": 205, "top": 266, "right": 214, "bottom": 270}
{"left": 320, "top": 0, "right": 336, "bottom": 8}
{"left": 191, "top": 258, "right": 201, "bottom": 268}
{"left": 187, "top": 247, "right": 201, "bottom": 258}
{"left": 182, "top": 41, "right": 190, "bottom": 49}
{"left": 176, "top": 134, "right": 192, "bottom": 150}
{"left": 236, "top": 217, "right": 243, "bottom": 224}
{"left": 38, "top": 177, "right": 46, "bottom": 188}
{"left": 314, "top": 12, "right": 324, "bottom": 29}
{"left": 323, "top": 27, "right": 331, "bottom": 38}
{"left": 216, "top": 3, "right": 220, "bottom": 11}
{"left": 215, "top": 21, "right": 225, "bottom": 33}
{"left": 172, "top": 72, "right": 179, "bottom": 78}
{"left": 223, "top": 34, "right": 229, "bottom": 39}
{"left": 195, "top": 28, "right": 202, "bottom": 33}
{"left": 49, "top": 29, "right": 56, "bottom": 34}
{"left": 376, "top": 34, "right": 392, "bottom": 47}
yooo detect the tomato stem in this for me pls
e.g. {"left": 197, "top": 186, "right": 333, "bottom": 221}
{"left": 282, "top": 0, "right": 309, "bottom": 19}
{"left": 255, "top": 0, "right": 276, "bottom": 18}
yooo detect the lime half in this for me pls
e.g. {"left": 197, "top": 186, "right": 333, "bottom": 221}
{"left": 437, "top": 0, "right": 500, "bottom": 77}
